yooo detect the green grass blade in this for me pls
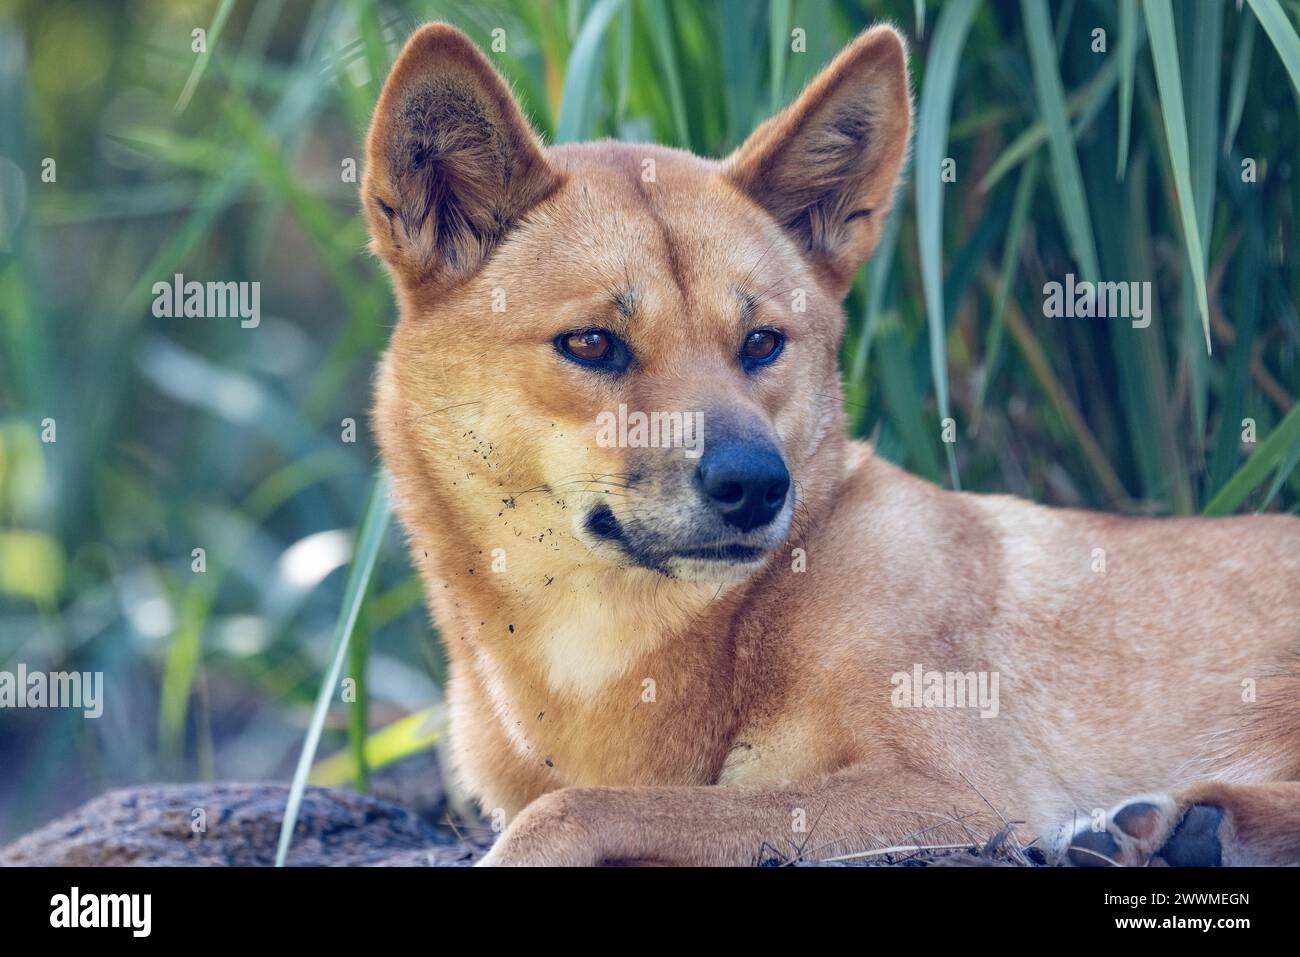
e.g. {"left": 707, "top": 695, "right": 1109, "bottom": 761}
{"left": 223, "top": 95, "right": 380, "bottom": 329}
{"left": 915, "top": 0, "right": 925, "bottom": 38}
{"left": 1245, "top": 0, "right": 1300, "bottom": 99}
{"left": 1109, "top": 149, "right": 1192, "bottom": 511}
{"left": 769, "top": 0, "right": 791, "bottom": 113}
{"left": 1259, "top": 441, "right": 1300, "bottom": 511}
{"left": 642, "top": 0, "right": 691, "bottom": 145}
{"left": 915, "top": 0, "right": 979, "bottom": 490}
{"left": 1208, "top": 222, "right": 1263, "bottom": 496}
{"left": 1020, "top": 0, "right": 1101, "bottom": 282}
{"left": 991, "top": 275, "right": 1130, "bottom": 504}
{"left": 349, "top": 0, "right": 390, "bottom": 93}
{"left": 1144, "top": 0, "right": 1212, "bottom": 354}
{"left": 1117, "top": 0, "right": 1139, "bottom": 178}
{"left": 555, "top": 0, "right": 627, "bottom": 143}
{"left": 976, "top": 155, "right": 1039, "bottom": 416}
{"left": 174, "top": 0, "right": 237, "bottom": 114}
{"left": 877, "top": 320, "right": 944, "bottom": 484}
{"left": 979, "top": 56, "right": 1120, "bottom": 194}
{"left": 615, "top": 0, "right": 633, "bottom": 123}
{"left": 1182, "top": 0, "right": 1223, "bottom": 441}
{"left": 275, "top": 470, "right": 392, "bottom": 867}
{"left": 1203, "top": 401, "right": 1300, "bottom": 514}
{"left": 347, "top": 591, "right": 372, "bottom": 792}
{"left": 157, "top": 450, "right": 353, "bottom": 764}
{"left": 311, "top": 705, "right": 446, "bottom": 787}
{"left": 721, "top": 0, "right": 765, "bottom": 145}
{"left": 849, "top": 200, "right": 904, "bottom": 385}
{"left": 1223, "top": 10, "right": 1257, "bottom": 154}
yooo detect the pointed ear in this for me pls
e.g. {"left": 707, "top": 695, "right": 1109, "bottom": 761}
{"left": 726, "top": 25, "right": 911, "bottom": 291}
{"left": 363, "top": 24, "right": 560, "bottom": 289}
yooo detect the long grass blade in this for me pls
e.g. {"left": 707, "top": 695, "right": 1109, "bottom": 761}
{"left": 915, "top": 0, "right": 979, "bottom": 490}
{"left": 275, "top": 471, "right": 392, "bottom": 867}
{"left": 1259, "top": 442, "right": 1300, "bottom": 511}
{"left": 1182, "top": 0, "right": 1224, "bottom": 442}
{"left": 1203, "top": 401, "right": 1300, "bottom": 514}
{"left": 615, "top": 0, "right": 634, "bottom": 123}
{"left": 1245, "top": 0, "right": 1300, "bottom": 98}
{"left": 1223, "top": 10, "right": 1257, "bottom": 155}
{"left": 174, "top": 0, "right": 237, "bottom": 114}
{"left": 877, "top": 319, "right": 944, "bottom": 483}
{"left": 1020, "top": 0, "right": 1101, "bottom": 282}
{"left": 979, "top": 56, "right": 1120, "bottom": 194}
{"left": 1116, "top": 0, "right": 1139, "bottom": 178}
{"left": 985, "top": 271, "right": 1129, "bottom": 504}
{"left": 642, "top": 0, "right": 691, "bottom": 146}
{"left": 1113, "top": 149, "right": 1191, "bottom": 510}
{"left": 976, "top": 155, "right": 1039, "bottom": 417}
{"left": 555, "top": 0, "right": 627, "bottom": 143}
{"left": 721, "top": 0, "right": 766, "bottom": 144}
{"left": 347, "top": 589, "right": 372, "bottom": 792}
{"left": 849, "top": 200, "right": 904, "bottom": 385}
{"left": 1144, "top": 0, "right": 1212, "bottom": 354}
{"left": 1208, "top": 220, "right": 1264, "bottom": 496}
{"left": 769, "top": 0, "right": 792, "bottom": 113}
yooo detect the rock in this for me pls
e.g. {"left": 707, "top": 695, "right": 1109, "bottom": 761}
{"left": 0, "top": 782, "right": 488, "bottom": 867}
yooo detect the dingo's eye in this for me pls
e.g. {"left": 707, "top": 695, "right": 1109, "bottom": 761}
{"left": 556, "top": 329, "right": 629, "bottom": 371}
{"left": 741, "top": 329, "right": 783, "bottom": 369}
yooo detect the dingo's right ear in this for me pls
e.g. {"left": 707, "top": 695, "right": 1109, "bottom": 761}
{"left": 363, "top": 23, "right": 560, "bottom": 290}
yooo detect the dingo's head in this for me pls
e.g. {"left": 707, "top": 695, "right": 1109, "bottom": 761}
{"left": 366, "top": 23, "right": 909, "bottom": 582}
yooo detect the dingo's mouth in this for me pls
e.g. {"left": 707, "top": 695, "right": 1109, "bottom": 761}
{"left": 583, "top": 503, "right": 776, "bottom": 575}
{"left": 669, "top": 544, "right": 766, "bottom": 563}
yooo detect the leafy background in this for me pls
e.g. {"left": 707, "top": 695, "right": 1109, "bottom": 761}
{"left": 2, "top": 0, "right": 1299, "bottom": 842}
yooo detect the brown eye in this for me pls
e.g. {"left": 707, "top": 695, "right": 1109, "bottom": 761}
{"left": 556, "top": 329, "right": 630, "bottom": 371}
{"left": 564, "top": 331, "right": 610, "bottom": 360}
{"left": 741, "top": 329, "right": 784, "bottom": 367}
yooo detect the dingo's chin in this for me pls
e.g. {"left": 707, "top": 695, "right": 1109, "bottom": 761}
{"left": 574, "top": 502, "right": 789, "bottom": 580}
{"left": 661, "top": 552, "right": 769, "bottom": 583}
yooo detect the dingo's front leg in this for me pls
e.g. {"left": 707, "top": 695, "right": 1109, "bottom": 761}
{"left": 476, "top": 768, "right": 1004, "bottom": 867}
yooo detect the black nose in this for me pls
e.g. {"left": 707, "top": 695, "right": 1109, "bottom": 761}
{"left": 696, "top": 442, "right": 790, "bottom": 532}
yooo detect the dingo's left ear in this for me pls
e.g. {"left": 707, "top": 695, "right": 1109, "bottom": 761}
{"left": 727, "top": 25, "right": 911, "bottom": 291}
{"left": 363, "top": 23, "right": 560, "bottom": 290}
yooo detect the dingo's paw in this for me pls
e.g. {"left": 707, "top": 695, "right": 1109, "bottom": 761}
{"left": 475, "top": 789, "right": 603, "bottom": 867}
{"left": 1043, "top": 793, "right": 1224, "bottom": 867}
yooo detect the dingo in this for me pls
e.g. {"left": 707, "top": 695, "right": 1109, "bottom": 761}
{"left": 364, "top": 23, "right": 1300, "bottom": 866}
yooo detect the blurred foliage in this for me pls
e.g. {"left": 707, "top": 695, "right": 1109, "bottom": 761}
{"left": 2, "top": 0, "right": 1299, "bottom": 839}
